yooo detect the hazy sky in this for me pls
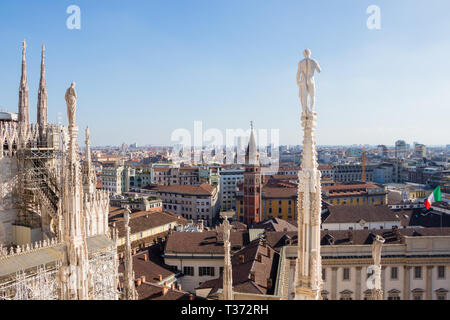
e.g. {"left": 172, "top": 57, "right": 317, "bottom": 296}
{"left": 0, "top": 0, "right": 449, "bottom": 147}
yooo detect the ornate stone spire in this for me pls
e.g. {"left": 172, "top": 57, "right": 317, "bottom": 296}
{"left": 123, "top": 206, "right": 137, "bottom": 300}
{"left": 37, "top": 44, "right": 48, "bottom": 143}
{"left": 59, "top": 83, "right": 90, "bottom": 300}
{"left": 294, "top": 49, "right": 323, "bottom": 300}
{"left": 18, "top": 40, "right": 29, "bottom": 126}
{"left": 222, "top": 217, "right": 233, "bottom": 300}
{"left": 82, "top": 126, "right": 97, "bottom": 194}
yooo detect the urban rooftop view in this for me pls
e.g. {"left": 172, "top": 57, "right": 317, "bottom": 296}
{"left": 0, "top": 0, "right": 449, "bottom": 313}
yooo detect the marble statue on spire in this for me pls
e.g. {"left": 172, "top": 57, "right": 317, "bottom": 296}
{"left": 294, "top": 49, "right": 323, "bottom": 300}
{"left": 371, "top": 235, "right": 385, "bottom": 300}
{"left": 65, "top": 82, "right": 77, "bottom": 127}
{"left": 296, "top": 49, "right": 321, "bottom": 115}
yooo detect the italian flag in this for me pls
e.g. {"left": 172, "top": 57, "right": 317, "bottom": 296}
{"left": 424, "top": 186, "right": 441, "bottom": 210}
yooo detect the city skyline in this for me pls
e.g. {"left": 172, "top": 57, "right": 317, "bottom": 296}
{"left": 0, "top": 0, "right": 449, "bottom": 147}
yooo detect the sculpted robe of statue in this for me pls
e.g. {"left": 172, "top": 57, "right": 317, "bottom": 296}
{"left": 65, "top": 82, "right": 77, "bottom": 126}
{"left": 297, "top": 49, "right": 321, "bottom": 114}
{"left": 372, "top": 235, "right": 385, "bottom": 267}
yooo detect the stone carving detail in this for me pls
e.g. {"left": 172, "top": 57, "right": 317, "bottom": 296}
{"left": 222, "top": 217, "right": 233, "bottom": 300}
{"left": 296, "top": 49, "right": 321, "bottom": 115}
{"left": 294, "top": 49, "right": 323, "bottom": 300}
{"left": 371, "top": 235, "right": 385, "bottom": 300}
{"left": 65, "top": 82, "right": 77, "bottom": 127}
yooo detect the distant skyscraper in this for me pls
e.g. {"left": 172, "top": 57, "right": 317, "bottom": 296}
{"left": 395, "top": 140, "right": 407, "bottom": 159}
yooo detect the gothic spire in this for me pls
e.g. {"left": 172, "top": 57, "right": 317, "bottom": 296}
{"left": 245, "top": 122, "right": 259, "bottom": 166}
{"left": 18, "top": 40, "right": 29, "bottom": 125}
{"left": 222, "top": 217, "right": 233, "bottom": 300}
{"left": 37, "top": 44, "right": 48, "bottom": 141}
{"left": 123, "top": 206, "right": 137, "bottom": 300}
{"left": 82, "top": 126, "right": 97, "bottom": 194}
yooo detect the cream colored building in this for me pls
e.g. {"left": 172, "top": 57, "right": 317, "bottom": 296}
{"left": 277, "top": 231, "right": 450, "bottom": 300}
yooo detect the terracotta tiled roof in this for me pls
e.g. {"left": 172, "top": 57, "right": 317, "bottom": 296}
{"left": 156, "top": 183, "right": 215, "bottom": 195}
{"left": 323, "top": 205, "right": 401, "bottom": 224}
{"left": 136, "top": 282, "right": 199, "bottom": 300}
{"left": 165, "top": 231, "right": 249, "bottom": 254}
{"left": 262, "top": 186, "right": 297, "bottom": 199}
{"left": 253, "top": 218, "right": 298, "bottom": 232}
{"left": 322, "top": 183, "right": 381, "bottom": 191}
{"left": 110, "top": 210, "right": 185, "bottom": 238}
{"left": 118, "top": 245, "right": 174, "bottom": 284}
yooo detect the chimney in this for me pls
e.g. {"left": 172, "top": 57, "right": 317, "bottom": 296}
{"left": 257, "top": 254, "right": 262, "bottom": 263}
{"left": 267, "top": 278, "right": 273, "bottom": 289}
{"left": 239, "top": 255, "right": 245, "bottom": 264}
{"left": 135, "top": 278, "right": 142, "bottom": 287}
{"left": 250, "top": 271, "right": 256, "bottom": 282}
{"left": 143, "top": 253, "right": 148, "bottom": 261}
{"left": 141, "top": 275, "right": 146, "bottom": 283}
{"left": 347, "top": 230, "right": 354, "bottom": 244}
{"left": 171, "top": 283, "right": 175, "bottom": 290}
{"left": 267, "top": 248, "right": 271, "bottom": 259}
{"left": 177, "top": 284, "right": 182, "bottom": 291}
{"left": 158, "top": 274, "right": 163, "bottom": 281}
{"left": 189, "top": 294, "right": 194, "bottom": 300}
{"left": 162, "top": 286, "right": 169, "bottom": 296}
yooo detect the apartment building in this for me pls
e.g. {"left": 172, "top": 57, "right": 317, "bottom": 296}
{"left": 220, "top": 169, "right": 244, "bottom": 211}
{"left": 155, "top": 183, "right": 219, "bottom": 226}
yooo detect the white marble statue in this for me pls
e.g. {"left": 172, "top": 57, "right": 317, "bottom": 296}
{"left": 65, "top": 82, "right": 77, "bottom": 126}
{"left": 296, "top": 49, "right": 321, "bottom": 114}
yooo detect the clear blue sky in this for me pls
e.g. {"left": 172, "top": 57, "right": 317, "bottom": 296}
{"left": 1, "top": 0, "right": 449, "bottom": 147}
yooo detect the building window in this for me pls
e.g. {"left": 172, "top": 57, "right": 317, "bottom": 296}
{"left": 387, "top": 290, "right": 401, "bottom": 300}
{"left": 412, "top": 290, "right": 424, "bottom": 300}
{"left": 435, "top": 289, "right": 448, "bottom": 300}
{"left": 322, "top": 268, "right": 326, "bottom": 281}
{"left": 183, "top": 266, "right": 194, "bottom": 276}
{"left": 414, "top": 267, "right": 422, "bottom": 279}
{"left": 438, "top": 266, "right": 446, "bottom": 279}
{"left": 343, "top": 268, "right": 350, "bottom": 281}
{"left": 391, "top": 267, "right": 398, "bottom": 280}
{"left": 199, "top": 267, "right": 215, "bottom": 277}
{"left": 339, "top": 290, "right": 353, "bottom": 300}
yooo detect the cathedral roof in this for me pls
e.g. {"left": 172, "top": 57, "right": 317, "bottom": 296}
{"left": 0, "top": 235, "right": 114, "bottom": 279}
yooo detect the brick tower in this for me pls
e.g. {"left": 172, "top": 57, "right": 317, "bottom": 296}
{"left": 243, "top": 123, "right": 262, "bottom": 226}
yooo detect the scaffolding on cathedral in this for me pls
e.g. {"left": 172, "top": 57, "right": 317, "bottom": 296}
{"left": 0, "top": 42, "right": 119, "bottom": 300}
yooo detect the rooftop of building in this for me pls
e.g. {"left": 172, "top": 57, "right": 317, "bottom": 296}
{"left": 322, "top": 205, "right": 402, "bottom": 224}
{"left": 136, "top": 282, "right": 199, "bottom": 300}
{"left": 253, "top": 218, "right": 298, "bottom": 232}
{"left": 155, "top": 183, "right": 216, "bottom": 196}
{"left": 265, "top": 227, "right": 450, "bottom": 251}
{"left": 195, "top": 239, "right": 279, "bottom": 297}
{"left": 109, "top": 207, "right": 186, "bottom": 238}
{"left": 165, "top": 230, "right": 249, "bottom": 255}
